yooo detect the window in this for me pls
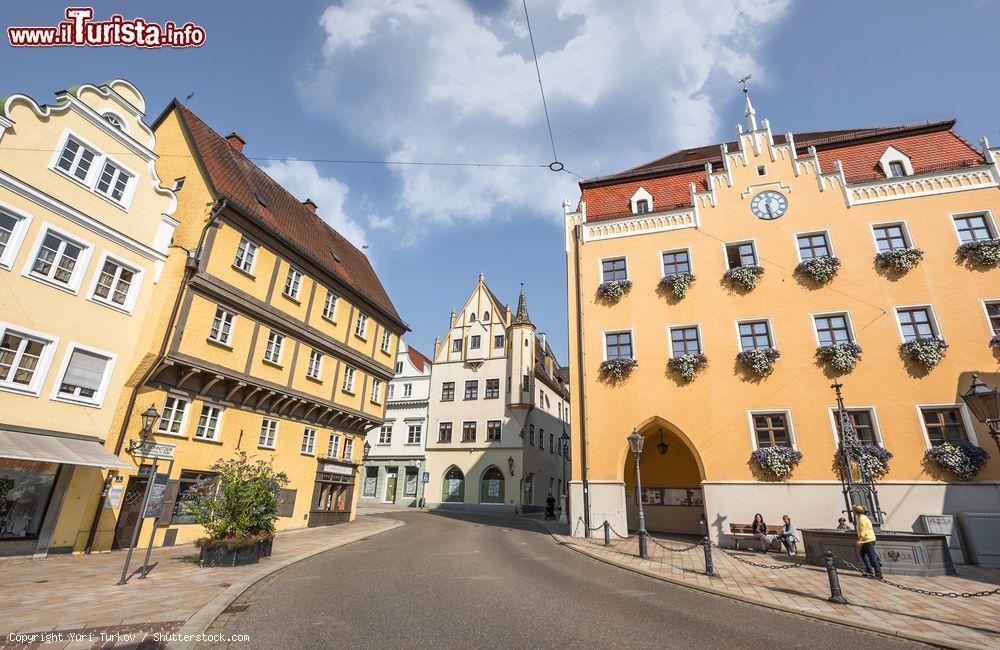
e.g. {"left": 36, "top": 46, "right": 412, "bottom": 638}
{"left": 323, "top": 291, "right": 338, "bottom": 320}
{"left": 486, "top": 420, "right": 501, "bottom": 442}
{"left": 834, "top": 409, "right": 878, "bottom": 445}
{"left": 194, "top": 405, "right": 223, "bottom": 441}
{"left": 725, "top": 241, "right": 757, "bottom": 268}
{"left": 494, "top": 334, "right": 505, "bottom": 349}
{"left": 953, "top": 213, "right": 996, "bottom": 243}
{"left": 402, "top": 383, "right": 412, "bottom": 397}
{"left": 464, "top": 380, "right": 479, "bottom": 400}
{"left": 469, "top": 335, "right": 481, "bottom": 349}
{"left": 814, "top": 313, "right": 853, "bottom": 346}
{"left": 327, "top": 434, "right": 340, "bottom": 457}
{"left": 550, "top": 433, "right": 555, "bottom": 453}
{"left": 539, "top": 389, "right": 544, "bottom": 406}
{"left": 263, "top": 331, "right": 284, "bottom": 365}
{"left": 404, "top": 467, "right": 418, "bottom": 496}
{"left": 661, "top": 249, "right": 691, "bottom": 276}
{"left": 872, "top": 223, "right": 910, "bottom": 252}
{"left": 441, "top": 381, "right": 455, "bottom": 401}
{"left": 0, "top": 211, "right": 24, "bottom": 264}
{"left": 522, "top": 374, "right": 530, "bottom": 391}
{"left": 796, "top": 232, "right": 831, "bottom": 260}
{"left": 442, "top": 466, "right": 464, "bottom": 502}
{"left": 485, "top": 378, "right": 500, "bottom": 399}
{"left": 209, "top": 307, "right": 235, "bottom": 345}
{"left": 342, "top": 366, "right": 356, "bottom": 393}
{"left": 483, "top": 311, "right": 490, "bottom": 322}
{"left": 462, "top": 421, "right": 477, "bottom": 443}
{"left": 301, "top": 428, "right": 317, "bottom": 454}
{"left": 381, "top": 330, "right": 392, "bottom": 353}
{"left": 379, "top": 425, "right": 392, "bottom": 444}
{"left": 157, "top": 396, "right": 189, "bottom": 436}
{"left": 921, "top": 408, "right": 969, "bottom": 446}
{"left": 669, "top": 326, "right": 701, "bottom": 357}
{"left": 55, "top": 137, "right": 97, "bottom": 181}
{"left": 355, "top": 313, "right": 369, "bottom": 339}
{"left": 601, "top": 257, "right": 628, "bottom": 282}
{"left": 634, "top": 199, "right": 650, "bottom": 214}
{"left": 306, "top": 349, "right": 323, "bottom": 380}
{"left": 538, "top": 428, "right": 544, "bottom": 448}
{"left": 753, "top": 413, "right": 791, "bottom": 448}
{"left": 258, "top": 418, "right": 278, "bottom": 449}
{"left": 407, "top": 423, "right": 422, "bottom": 444}
{"left": 395, "top": 361, "right": 403, "bottom": 374}
{"left": 469, "top": 313, "right": 477, "bottom": 323}
{"left": 92, "top": 258, "right": 137, "bottom": 308}
{"left": 94, "top": 160, "right": 132, "bottom": 202}
{"left": 896, "top": 307, "right": 937, "bottom": 342}
{"left": 529, "top": 424, "right": 535, "bottom": 445}
{"left": 452, "top": 338, "right": 463, "bottom": 353}
{"left": 604, "top": 331, "right": 633, "bottom": 360}
{"left": 170, "top": 470, "right": 216, "bottom": 523}
{"left": 887, "top": 161, "right": 907, "bottom": 178}
{"left": 364, "top": 466, "right": 378, "bottom": 496}
{"left": 738, "top": 320, "right": 773, "bottom": 351}
{"left": 388, "top": 384, "right": 395, "bottom": 399}
{"left": 234, "top": 237, "right": 257, "bottom": 273}
{"left": 31, "top": 230, "right": 85, "bottom": 287}
{"left": 371, "top": 379, "right": 382, "bottom": 403}
{"left": 438, "top": 422, "right": 453, "bottom": 443}
{"left": 283, "top": 267, "right": 303, "bottom": 300}
{"left": 101, "top": 112, "right": 126, "bottom": 130}
{"left": 55, "top": 346, "right": 111, "bottom": 403}
{"left": 342, "top": 438, "right": 354, "bottom": 460}
{"left": 756, "top": 164, "right": 767, "bottom": 176}
{"left": 987, "top": 302, "right": 1000, "bottom": 337}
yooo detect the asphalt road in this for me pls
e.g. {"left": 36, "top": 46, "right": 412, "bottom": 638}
{"left": 203, "top": 511, "right": 923, "bottom": 649}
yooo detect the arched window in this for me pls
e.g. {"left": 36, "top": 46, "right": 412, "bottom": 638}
{"left": 483, "top": 311, "right": 490, "bottom": 322}
{"left": 101, "top": 112, "right": 126, "bottom": 131}
{"left": 480, "top": 466, "right": 505, "bottom": 504}
{"left": 469, "top": 313, "right": 477, "bottom": 323}
{"left": 442, "top": 466, "right": 465, "bottom": 503}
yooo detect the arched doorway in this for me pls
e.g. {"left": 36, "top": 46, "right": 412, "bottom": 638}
{"left": 480, "top": 466, "right": 505, "bottom": 504}
{"left": 621, "top": 420, "right": 706, "bottom": 535}
{"left": 442, "top": 466, "right": 465, "bottom": 502}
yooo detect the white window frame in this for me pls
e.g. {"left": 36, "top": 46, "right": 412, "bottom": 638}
{"left": 263, "top": 330, "right": 285, "bottom": 366}
{"left": 598, "top": 255, "right": 629, "bottom": 283}
{"left": 949, "top": 209, "right": 998, "bottom": 244}
{"left": 403, "top": 383, "right": 412, "bottom": 397}
{"left": 93, "top": 157, "right": 137, "bottom": 206}
{"left": 342, "top": 366, "right": 357, "bottom": 393}
{"left": 51, "top": 130, "right": 100, "bottom": 185}
{"left": 100, "top": 111, "right": 130, "bottom": 134}
{"left": 659, "top": 247, "right": 694, "bottom": 279}
{"left": 49, "top": 129, "right": 138, "bottom": 210}
{"left": 868, "top": 220, "right": 914, "bottom": 253}
{"left": 810, "top": 310, "right": 856, "bottom": 347}
{"left": 982, "top": 299, "right": 1000, "bottom": 337}
{"left": 208, "top": 306, "right": 236, "bottom": 346}
{"left": 407, "top": 422, "right": 423, "bottom": 445}
{"left": 322, "top": 290, "right": 338, "bottom": 321}
{"left": 283, "top": 267, "right": 303, "bottom": 301}
{"left": 0, "top": 321, "right": 59, "bottom": 396}
{"left": 194, "top": 404, "right": 224, "bottom": 441}
{"left": 301, "top": 427, "right": 317, "bottom": 455}
{"left": 630, "top": 187, "right": 654, "bottom": 214}
{"left": 342, "top": 437, "right": 354, "bottom": 460}
{"left": 0, "top": 201, "right": 33, "bottom": 271}
{"left": 355, "top": 312, "right": 369, "bottom": 339}
{"left": 878, "top": 146, "right": 914, "bottom": 178}
{"left": 371, "top": 379, "right": 382, "bottom": 403}
{"left": 157, "top": 394, "right": 191, "bottom": 438}
{"left": 327, "top": 433, "right": 340, "bottom": 458}
{"left": 258, "top": 418, "right": 279, "bottom": 449}
{"left": 86, "top": 251, "right": 144, "bottom": 314}
{"left": 378, "top": 424, "right": 392, "bottom": 445}
{"left": 388, "top": 383, "right": 395, "bottom": 399}
{"left": 381, "top": 330, "right": 392, "bottom": 353}
{"left": 793, "top": 229, "right": 835, "bottom": 262}
{"left": 827, "top": 405, "right": 884, "bottom": 447}
{"left": 734, "top": 317, "right": 776, "bottom": 351}
{"left": 892, "top": 304, "right": 942, "bottom": 343}
{"left": 233, "top": 236, "right": 259, "bottom": 275}
{"left": 746, "top": 408, "right": 798, "bottom": 451}
{"left": 666, "top": 323, "right": 704, "bottom": 359}
{"left": 722, "top": 239, "right": 759, "bottom": 270}
{"left": 602, "top": 328, "right": 636, "bottom": 362}
{"left": 21, "top": 222, "right": 94, "bottom": 294}
{"left": 49, "top": 341, "right": 116, "bottom": 407}
{"left": 914, "top": 403, "right": 979, "bottom": 449}
{"left": 306, "top": 349, "right": 323, "bottom": 380}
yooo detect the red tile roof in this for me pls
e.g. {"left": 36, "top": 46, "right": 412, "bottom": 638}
{"left": 580, "top": 120, "right": 985, "bottom": 222}
{"left": 168, "top": 101, "right": 405, "bottom": 329}
{"left": 406, "top": 345, "right": 431, "bottom": 373}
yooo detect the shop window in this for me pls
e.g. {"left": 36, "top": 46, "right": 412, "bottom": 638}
{"left": 442, "top": 466, "right": 464, "bottom": 502}
{"left": 0, "top": 459, "right": 59, "bottom": 540}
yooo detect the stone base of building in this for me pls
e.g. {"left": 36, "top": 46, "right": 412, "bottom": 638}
{"left": 568, "top": 480, "right": 626, "bottom": 538}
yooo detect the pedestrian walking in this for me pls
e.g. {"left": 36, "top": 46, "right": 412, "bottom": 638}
{"left": 853, "top": 504, "right": 883, "bottom": 579}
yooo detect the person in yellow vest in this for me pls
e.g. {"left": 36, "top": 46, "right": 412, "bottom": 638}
{"left": 852, "top": 504, "right": 883, "bottom": 579}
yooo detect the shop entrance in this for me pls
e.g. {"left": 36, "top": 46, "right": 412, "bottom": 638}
{"left": 113, "top": 471, "right": 148, "bottom": 549}
{"left": 384, "top": 467, "right": 397, "bottom": 503}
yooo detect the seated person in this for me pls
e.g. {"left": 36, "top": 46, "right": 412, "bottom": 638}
{"left": 779, "top": 515, "right": 801, "bottom": 555}
{"left": 752, "top": 513, "right": 775, "bottom": 552}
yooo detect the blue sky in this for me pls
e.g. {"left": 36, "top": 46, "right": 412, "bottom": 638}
{"left": 3, "top": 1, "right": 998, "bottom": 361}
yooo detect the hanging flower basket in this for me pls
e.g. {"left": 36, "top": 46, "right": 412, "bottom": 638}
{"left": 599, "top": 357, "right": 637, "bottom": 380}
{"left": 659, "top": 273, "right": 695, "bottom": 299}
{"left": 724, "top": 265, "right": 765, "bottom": 291}
{"left": 596, "top": 279, "right": 632, "bottom": 303}
{"left": 736, "top": 347, "right": 780, "bottom": 377}
{"left": 750, "top": 446, "right": 802, "bottom": 480}
{"left": 875, "top": 247, "right": 924, "bottom": 273}
{"left": 838, "top": 444, "right": 893, "bottom": 481}
{"left": 957, "top": 239, "right": 1000, "bottom": 268}
{"left": 816, "top": 342, "right": 863, "bottom": 373}
{"left": 796, "top": 256, "right": 841, "bottom": 285}
{"left": 900, "top": 336, "right": 948, "bottom": 370}
{"left": 924, "top": 442, "right": 990, "bottom": 481}
{"left": 667, "top": 353, "right": 707, "bottom": 382}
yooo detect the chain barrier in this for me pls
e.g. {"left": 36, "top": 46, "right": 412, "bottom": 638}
{"left": 573, "top": 518, "right": 633, "bottom": 540}
{"left": 606, "top": 522, "right": 631, "bottom": 540}
{"left": 646, "top": 536, "right": 701, "bottom": 553}
{"left": 713, "top": 544, "right": 809, "bottom": 570}
{"left": 831, "top": 554, "right": 1000, "bottom": 598}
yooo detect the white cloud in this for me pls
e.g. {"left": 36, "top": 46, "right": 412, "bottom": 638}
{"left": 302, "top": 0, "right": 790, "bottom": 235}
{"left": 262, "top": 159, "right": 368, "bottom": 247}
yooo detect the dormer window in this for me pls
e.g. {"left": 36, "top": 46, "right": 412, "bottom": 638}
{"left": 887, "top": 161, "right": 907, "bottom": 178}
{"left": 878, "top": 146, "right": 913, "bottom": 178}
{"left": 630, "top": 187, "right": 654, "bottom": 215}
{"left": 635, "top": 199, "right": 650, "bottom": 214}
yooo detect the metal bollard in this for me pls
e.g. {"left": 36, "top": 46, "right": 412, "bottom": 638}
{"left": 825, "top": 551, "right": 848, "bottom": 604}
{"left": 702, "top": 537, "right": 714, "bottom": 576}
{"left": 603, "top": 521, "right": 611, "bottom": 546}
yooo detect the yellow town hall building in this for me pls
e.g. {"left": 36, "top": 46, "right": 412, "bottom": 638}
{"left": 565, "top": 94, "right": 1000, "bottom": 543}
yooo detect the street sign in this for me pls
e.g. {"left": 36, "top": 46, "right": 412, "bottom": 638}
{"left": 142, "top": 473, "right": 170, "bottom": 518}
{"left": 421, "top": 471, "right": 430, "bottom": 484}
{"left": 131, "top": 439, "right": 176, "bottom": 460}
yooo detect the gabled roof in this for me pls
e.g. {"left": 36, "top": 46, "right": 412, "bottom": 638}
{"left": 406, "top": 345, "right": 431, "bottom": 373}
{"left": 163, "top": 100, "right": 405, "bottom": 329}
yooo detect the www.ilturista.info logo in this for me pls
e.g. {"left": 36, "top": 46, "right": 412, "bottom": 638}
{"left": 7, "top": 7, "right": 206, "bottom": 48}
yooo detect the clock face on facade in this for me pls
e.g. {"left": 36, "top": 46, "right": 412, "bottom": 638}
{"left": 750, "top": 190, "right": 788, "bottom": 220}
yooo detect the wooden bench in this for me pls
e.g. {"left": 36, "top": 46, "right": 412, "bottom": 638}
{"left": 729, "top": 523, "right": 788, "bottom": 551}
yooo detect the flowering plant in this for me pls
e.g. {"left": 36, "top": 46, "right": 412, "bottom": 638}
{"left": 599, "top": 357, "right": 637, "bottom": 380}
{"left": 724, "top": 265, "right": 765, "bottom": 291}
{"left": 900, "top": 337, "right": 948, "bottom": 370}
{"left": 796, "top": 256, "right": 841, "bottom": 285}
{"left": 750, "top": 447, "right": 802, "bottom": 480}
{"left": 816, "top": 342, "right": 863, "bottom": 373}
{"left": 659, "top": 273, "right": 695, "bottom": 299}
{"left": 957, "top": 239, "right": 1000, "bottom": 268}
{"left": 838, "top": 444, "right": 893, "bottom": 481}
{"left": 924, "top": 442, "right": 990, "bottom": 481}
{"left": 667, "top": 353, "right": 707, "bottom": 382}
{"left": 875, "top": 247, "right": 924, "bottom": 273}
{"left": 736, "top": 347, "right": 780, "bottom": 377}
{"left": 596, "top": 279, "right": 632, "bottom": 302}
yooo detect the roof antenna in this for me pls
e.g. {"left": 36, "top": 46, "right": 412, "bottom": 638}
{"left": 738, "top": 74, "right": 758, "bottom": 131}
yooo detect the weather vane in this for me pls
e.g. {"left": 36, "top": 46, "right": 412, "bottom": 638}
{"left": 738, "top": 73, "right": 753, "bottom": 94}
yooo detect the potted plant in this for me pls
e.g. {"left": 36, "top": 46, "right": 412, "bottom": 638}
{"left": 659, "top": 273, "right": 695, "bottom": 299}
{"left": 179, "top": 451, "right": 289, "bottom": 567}
{"left": 736, "top": 347, "right": 780, "bottom": 377}
{"left": 600, "top": 357, "right": 637, "bottom": 380}
{"left": 956, "top": 239, "right": 1000, "bottom": 268}
{"left": 816, "top": 342, "right": 863, "bottom": 373}
{"left": 724, "top": 265, "right": 764, "bottom": 291}
{"left": 838, "top": 444, "right": 893, "bottom": 481}
{"left": 900, "top": 336, "right": 948, "bottom": 370}
{"left": 750, "top": 447, "right": 802, "bottom": 480}
{"left": 796, "top": 256, "right": 841, "bottom": 285}
{"left": 924, "top": 442, "right": 990, "bottom": 481}
{"left": 667, "top": 353, "right": 707, "bottom": 382}
{"left": 596, "top": 279, "right": 632, "bottom": 303}
{"left": 875, "top": 247, "right": 924, "bottom": 273}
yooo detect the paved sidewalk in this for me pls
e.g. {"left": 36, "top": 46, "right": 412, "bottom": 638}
{"left": 545, "top": 523, "right": 1000, "bottom": 649}
{"left": 1, "top": 516, "right": 402, "bottom": 648}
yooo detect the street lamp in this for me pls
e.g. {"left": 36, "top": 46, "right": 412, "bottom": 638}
{"left": 961, "top": 374, "right": 1000, "bottom": 452}
{"left": 362, "top": 440, "right": 372, "bottom": 461}
{"left": 628, "top": 427, "right": 648, "bottom": 559}
{"left": 656, "top": 428, "right": 669, "bottom": 456}
{"left": 507, "top": 455, "right": 515, "bottom": 476}
{"left": 139, "top": 404, "right": 160, "bottom": 438}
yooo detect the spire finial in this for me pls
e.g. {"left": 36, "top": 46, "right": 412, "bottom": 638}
{"left": 512, "top": 283, "right": 532, "bottom": 326}
{"left": 738, "top": 73, "right": 757, "bottom": 131}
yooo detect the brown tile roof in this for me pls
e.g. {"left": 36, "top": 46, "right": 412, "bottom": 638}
{"left": 169, "top": 101, "right": 405, "bottom": 329}
{"left": 406, "top": 345, "right": 431, "bottom": 373}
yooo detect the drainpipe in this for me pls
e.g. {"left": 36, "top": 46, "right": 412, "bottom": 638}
{"left": 85, "top": 198, "right": 228, "bottom": 553}
{"left": 572, "top": 223, "right": 592, "bottom": 537}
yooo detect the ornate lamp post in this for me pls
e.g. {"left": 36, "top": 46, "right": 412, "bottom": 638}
{"left": 362, "top": 440, "right": 372, "bottom": 461}
{"left": 560, "top": 429, "right": 570, "bottom": 524}
{"left": 628, "top": 428, "right": 648, "bottom": 559}
{"left": 961, "top": 374, "right": 1000, "bottom": 452}
{"left": 139, "top": 404, "right": 160, "bottom": 438}
{"left": 507, "top": 455, "right": 515, "bottom": 476}
{"left": 833, "top": 383, "right": 884, "bottom": 528}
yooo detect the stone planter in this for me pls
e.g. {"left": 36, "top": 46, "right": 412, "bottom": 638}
{"left": 257, "top": 537, "right": 273, "bottom": 558}
{"left": 199, "top": 542, "right": 261, "bottom": 567}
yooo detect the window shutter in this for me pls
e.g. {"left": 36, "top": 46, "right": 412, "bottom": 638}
{"left": 277, "top": 488, "right": 297, "bottom": 517}
{"left": 62, "top": 349, "right": 108, "bottom": 391}
{"left": 157, "top": 480, "right": 180, "bottom": 526}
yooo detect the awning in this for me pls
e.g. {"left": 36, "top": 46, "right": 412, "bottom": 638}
{"left": 0, "top": 429, "right": 134, "bottom": 469}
